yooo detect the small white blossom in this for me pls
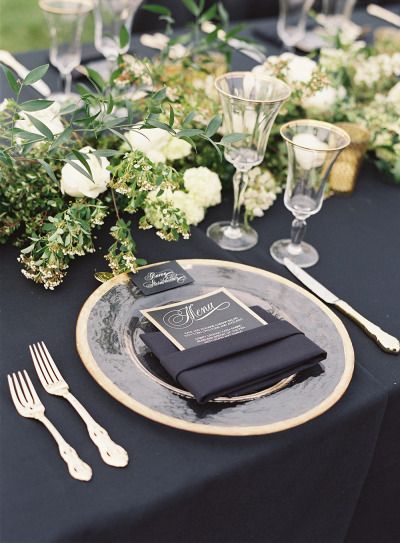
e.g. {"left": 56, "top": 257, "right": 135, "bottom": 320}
{"left": 243, "top": 167, "right": 281, "bottom": 219}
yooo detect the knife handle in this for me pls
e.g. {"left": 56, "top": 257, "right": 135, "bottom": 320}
{"left": 335, "top": 300, "right": 400, "bottom": 354}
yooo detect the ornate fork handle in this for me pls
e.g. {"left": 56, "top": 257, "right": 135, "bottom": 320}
{"left": 64, "top": 392, "right": 129, "bottom": 467}
{"left": 38, "top": 415, "right": 92, "bottom": 481}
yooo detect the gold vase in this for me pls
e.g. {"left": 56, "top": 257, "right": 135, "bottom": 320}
{"left": 329, "top": 123, "right": 370, "bottom": 194}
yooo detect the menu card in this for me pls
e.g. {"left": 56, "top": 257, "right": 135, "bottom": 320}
{"left": 140, "top": 288, "right": 267, "bottom": 350}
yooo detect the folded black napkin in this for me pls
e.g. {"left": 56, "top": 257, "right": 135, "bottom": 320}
{"left": 141, "top": 306, "right": 327, "bottom": 403}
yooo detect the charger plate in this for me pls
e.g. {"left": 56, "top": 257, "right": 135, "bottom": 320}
{"left": 76, "top": 259, "right": 354, "bottom": 436}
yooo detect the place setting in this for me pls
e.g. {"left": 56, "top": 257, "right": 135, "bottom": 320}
{"left": 1, "top": 4, "right": 400, "bottom": 540}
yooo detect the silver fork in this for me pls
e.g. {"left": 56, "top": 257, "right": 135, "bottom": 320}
{"left": 7, "top": 370, "right": 92, "bottom": 482}
{"left": 30, "top": 342, "right": 129, "bottom": 468}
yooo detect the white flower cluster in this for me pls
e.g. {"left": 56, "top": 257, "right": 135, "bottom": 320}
{"left": 243, "top": 167, "right": 281, "bottom": 219}
{"left": 126, "top": 127, "right": 192, "bottom": 163}
{"left": 144, "top": 166, "right": 222, "bottom": 227}
{"left": 302, "top": 85, "right": 346, "bottom": 115}
{"left": 354, "top": 53, "right": 400, "bottom": 88}
{"left": 253, "top": 52, "right": 317, "bottom": 84}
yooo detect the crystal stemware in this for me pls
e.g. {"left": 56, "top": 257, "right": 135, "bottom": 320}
{"left": 277, "top": 0, "right": 315, "bottom": 50}
{"left": 94, "top": 0, "right": 141, "bottom": 67}
{"left": 270, "top": 119, "right": 350, "bottom": 268}
{"left": 207, "top": 72, "right": 291, "bottom": 251}
{"left": 320, "top": 0, "right": 357, "bottom": 31}
{"left": 39, "top": 0, "right": 93, "bottom": 104}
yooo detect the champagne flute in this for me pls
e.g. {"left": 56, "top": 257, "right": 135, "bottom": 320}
{"left": 270, "top": 120, "right": 350, "bottom": 268}
{"left": 94, "top": 0, "right": 142, "bottom": 68}
{"left": 277, "top": 0, "right": 315, "bottom": 51}
{"left": 207, "top": 72, "right": 291, "bottom": 251}
{"left": 40, "top": 0, "right": 93, "bottom": 103}
{"left": 321, "top": 0, "right": 357, "bottom": 30}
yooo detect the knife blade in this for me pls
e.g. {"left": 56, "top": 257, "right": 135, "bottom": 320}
{"left": 283, "top": 257, "right": 400, "bottom": 354}
{"left": 0, "top": 50, "right": 51, "bottom": 97}
{"left": 367, "top": 4, "right": 400, "bottom": 28}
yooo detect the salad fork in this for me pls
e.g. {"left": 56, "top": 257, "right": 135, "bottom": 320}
{"left": 7, "top": 370, "right": 92, "bottom": 481}
{"left": 30, "top": 342, "right": 129, "bottom": 468}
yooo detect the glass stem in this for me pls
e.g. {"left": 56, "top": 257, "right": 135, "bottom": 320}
{"left": 288, "top": 218, "right": 307, "bottom": 255}
{"left": 226, "top": 169, "right": 249, "bottom": 238}
{"left": 64, "top": 72, "right": 72, "bottom": 96}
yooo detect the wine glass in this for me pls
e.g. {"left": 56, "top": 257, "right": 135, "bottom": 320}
{"left": 270, "top": 120, "right": 350, "bottom": 268}
{"left": 321, "top": 0, "right": 357, "bottom": 30}
{"left": 40, "top": 0, "right": 93, "bottom": 103}
{"left": 94, "top": 0, "right": 142, "bottom": 68}
{"left": 277, "top": 0, "right": 316, "bottom": 50}
{"left": 207, "top": 72, "right": 291, "bottom": 251}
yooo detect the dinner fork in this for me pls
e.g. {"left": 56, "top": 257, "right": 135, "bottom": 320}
{"left": 7, "top": 370, "right": 92, "bottom": 481}
{"left": 30, "top": 342, "right": 129, "bottom": 468}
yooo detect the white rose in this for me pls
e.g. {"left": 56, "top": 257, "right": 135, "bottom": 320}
{"left": 284, "top": 53, "right": 317, "bottom": 84}
{"left": 168, "top": 43, "right": 187, "bottom": 60}
{"left": 126, "top": 127, "right": 170, "bottom": 163}
{"left": 0, "top": 98, "right": 10, "bottom": 112}
{"left": 302, "top": 85, "right": 346, "bottom": 113}
{"left": 60, "top": 146, "right": 110, "bottom": 198}
{"left": 388, "top": 81, "right": 400, "bottom": 102}
{"left": 16, "top": 101, "right": 64, "bottom": 136}
{"left": 163, "top": 137, "right": 192, "bottom": 161}
{"left": 292, "top": 133, "right": 329, "bottom": 170}
{"left": 183, "top": 166, "right": 222, "bottom": 207}
{"left": 172, "top": 190, "right": 205, "bottom": 225}
{"left": 125, "top": 127, "right": 192, "bottom": 163}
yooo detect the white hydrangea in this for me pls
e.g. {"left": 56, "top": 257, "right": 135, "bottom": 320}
{"left": 172, "top": 190, "right": 205, "bottom": 225}
{"left": 183, "top": 166, "right": 222, "bottom": 207}
{"left": 302, "top": 85, "right": 346, "bottom": 114}
{"left": 388, "top": 81, "right": 400, "bottom": 103}
{"left": 144, "top": 187, "right": 205, "bottom": 227}
{"left": 125, "top": 127, "right": 191, "bottom": 163}
{"left": 16, "top": 101, "right": 64, "bottom": 136}
{"left": 354, "top": 54, "right": 400, "bottom": 88}
{"left": 163, "top": 137, "right": 192, "bottom": 161}
{"left": 243, "top": 167, "right": 281, "bottom": 218}
{"left": 252, "top": 52, "right": 316, "bottom": 84}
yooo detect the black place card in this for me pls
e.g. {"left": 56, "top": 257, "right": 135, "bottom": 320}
{"left": 141, "top": 288, "right": 267, "bottom": 350}
{"left": 130, "top": 261, "right": 194, "bottom": 295}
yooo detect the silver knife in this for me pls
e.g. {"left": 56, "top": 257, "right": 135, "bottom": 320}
{"left": 283, "top": 257, "right": 400, "bottom": 354}
{"left": 0, "top": 50, "right": 51, "bottom": 97}
{"left": 366, "top": 4, "right": 400, "bottom": 28}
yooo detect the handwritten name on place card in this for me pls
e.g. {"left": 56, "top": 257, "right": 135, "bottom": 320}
{"left": 130, "top": 261, "right": 194, "bottom": 295}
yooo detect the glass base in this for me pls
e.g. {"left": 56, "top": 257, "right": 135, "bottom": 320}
{"left": 49, "top": 92, "right": 81, "bottom": 105}
{"left": 269, "top": 239, "right": 319, "bottom": 268}
{"left": 207, "top": 221, "right": 258, "bottom": 251}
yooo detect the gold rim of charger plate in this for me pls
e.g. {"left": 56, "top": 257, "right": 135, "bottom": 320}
{"left": 76, "top": 259, "right": 354, "bottom": 436}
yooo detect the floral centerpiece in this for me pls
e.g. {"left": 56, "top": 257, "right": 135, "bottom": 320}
{"left": 0, "top": 1, "right": 399, "bottom": 290}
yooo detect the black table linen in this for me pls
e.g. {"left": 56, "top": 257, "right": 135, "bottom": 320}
{"left": 1, "top": 6, "right": 400, "bottom": 543}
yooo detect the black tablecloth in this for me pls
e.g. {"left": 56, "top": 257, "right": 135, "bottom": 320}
{"left": 1, "top": 8, "right": 400, "bottom": 543}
